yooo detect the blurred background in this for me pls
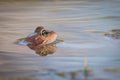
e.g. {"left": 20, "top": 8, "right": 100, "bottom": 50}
{"left": 0, "top": 0, "right": 120, "bottom": 80}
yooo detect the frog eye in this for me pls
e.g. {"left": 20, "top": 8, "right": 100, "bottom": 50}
{"left": 35, "top": 26, "right": 44, "bottom": 33}
{"left": 41, "top": 30, "right": 48, "bottom": 37}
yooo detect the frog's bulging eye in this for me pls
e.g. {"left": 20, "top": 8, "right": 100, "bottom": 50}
{"left": 41, "top": 30, "right": 48, "bottom": 37}
{"left": 35, "top": 26, "right": 44, "bottom": 33}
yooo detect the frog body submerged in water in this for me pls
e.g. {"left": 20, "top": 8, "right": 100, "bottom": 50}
{"left": 17, "top": 26, "right": 58, "bottom": 56}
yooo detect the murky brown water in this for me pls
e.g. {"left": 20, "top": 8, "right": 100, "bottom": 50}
{"left": 0, "top": 0, "right": 120, "bottom": 80}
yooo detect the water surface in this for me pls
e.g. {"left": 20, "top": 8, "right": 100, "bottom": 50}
{"left": 0, "top": 0, "right": 120, "bottom": 80}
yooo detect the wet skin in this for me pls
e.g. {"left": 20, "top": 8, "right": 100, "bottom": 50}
{"left": 25, "top": 26, "right": 57, "bottom": 46}
{"left": 16, "top": 26, "right": 64, "bottom": 56}
{"left": 25, "top": 26, "right": 57, "bottom": 56}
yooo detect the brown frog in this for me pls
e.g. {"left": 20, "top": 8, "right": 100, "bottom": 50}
{"left": 24, "top": 26, "right": 57, "bottom": 56}
{"left": 17, "top": 26, "right": 63, "bottom": 56}
{"left": 25, "top": 26, "right": 57, "bottom": 46}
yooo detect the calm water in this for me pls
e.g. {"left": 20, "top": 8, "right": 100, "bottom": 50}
{"left": 0, "top": 0, "right": 120, "bottom": 80}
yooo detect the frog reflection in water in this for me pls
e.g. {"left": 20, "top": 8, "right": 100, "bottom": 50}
{"left": 25, "top": 26, "right": 57, "bottom": 56}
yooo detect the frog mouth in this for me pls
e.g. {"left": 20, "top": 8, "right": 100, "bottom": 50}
{"left": 42, "top": 31, "right": 57, "bottom": 44}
